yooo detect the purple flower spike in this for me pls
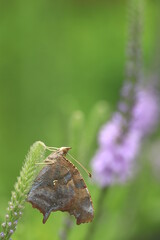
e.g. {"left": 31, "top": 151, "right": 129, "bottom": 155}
{"left": 91, "top": 0, "right": 160, "bottom": 188}
{"left": 98, "top": 113, "right": 124, "bottom": 148}
{"left": 92, "top": 149, "right": 115, "bottom": 187}
{"left": 8, "top": 222, "right": 12, "bottom": 227}
{"left": 119, "top": 129, "right": 141, "bottom": 161}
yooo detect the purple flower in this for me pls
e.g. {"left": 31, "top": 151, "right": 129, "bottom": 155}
{"left": 92, "top": 148, "right": 115, "bottom": 186}
{"left": 119, "top": 129, "right": 141, "bottom": 161}
{"left": 92, "top": 128, "right": 141, "bottom": 187}
{"left": 0, "top": 232, "right": 5, "bottom": 238}
{"left": 98, "top": 113, "right": 125, "bottom": 148}
{"left": 8, "top": 222, "right": 12, "bottom": 227}
{"left": 9, "top": 230, "right": 14, "bottom": 234}
{"left": 131, "top": 87, "right": 159, "bottom": 135}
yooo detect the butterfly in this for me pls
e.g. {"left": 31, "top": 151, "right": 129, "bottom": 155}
{"left": 27, "top": 147, "right": 94, "bottom": 225}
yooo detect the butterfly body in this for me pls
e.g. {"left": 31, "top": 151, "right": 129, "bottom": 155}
{"left": 27, "top": 147, "right": 94, "bottom": 225}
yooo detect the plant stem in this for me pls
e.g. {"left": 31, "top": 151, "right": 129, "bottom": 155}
{"left": 59, "top": 216, "right": 73, "bottom": 240}
{"left": 84, "top": 187, "right": 108, "bottom": 240}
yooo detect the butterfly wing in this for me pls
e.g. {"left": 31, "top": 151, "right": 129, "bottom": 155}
{"left": 67, "top": 165, "right": 94, "bottom": 225}
{"left": 27, "top": 153, "right": 94, "bottom": 224}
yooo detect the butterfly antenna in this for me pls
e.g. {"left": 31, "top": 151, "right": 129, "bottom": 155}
{"left": 67, "top": 153, "right": 92, "bottom": 178}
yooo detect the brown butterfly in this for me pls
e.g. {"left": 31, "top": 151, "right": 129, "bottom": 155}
{"left": 27, "top": 147, "right": 94, "bottom": 225}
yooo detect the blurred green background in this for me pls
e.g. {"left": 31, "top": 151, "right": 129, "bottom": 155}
{"left": 0, "top": 0, "right": 159, "bottom": 239}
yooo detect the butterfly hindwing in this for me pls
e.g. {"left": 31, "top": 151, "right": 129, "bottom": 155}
{"left": 67, "top": 166, "right": 94, "bottom": 224}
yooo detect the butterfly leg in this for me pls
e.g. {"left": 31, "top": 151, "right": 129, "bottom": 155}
{"left": 35, "top": 162, "right": 54, "bottom": 165}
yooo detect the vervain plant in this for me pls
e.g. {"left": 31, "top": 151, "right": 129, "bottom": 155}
{"left": 0, "top": 141, "right": 46, "bottom": 240}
